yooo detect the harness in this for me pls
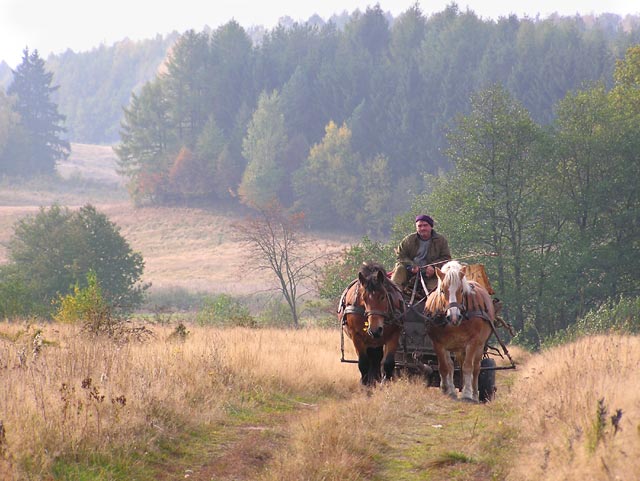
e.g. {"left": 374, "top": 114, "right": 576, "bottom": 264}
{"left": 338, "top": 279, "right": 405, "bottom": 328}
{"left": 425, "top": 284, "right": 493, "bottom": 326}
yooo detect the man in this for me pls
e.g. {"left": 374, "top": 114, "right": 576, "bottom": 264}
{"left": 390, "top": 214, "right": 451, "bottom": 293}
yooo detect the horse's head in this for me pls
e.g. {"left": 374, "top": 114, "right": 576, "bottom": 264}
{"left": 435, "top": 261, "right": 470, "bottom": 326}
{"left": 357, "top": 263, "right": 390, "bottom": 339}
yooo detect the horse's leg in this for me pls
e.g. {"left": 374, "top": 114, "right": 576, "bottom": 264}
{"left": 434, "top": 344, "right": 457, "bottom": 399}
{"left": 472, "top": 353, "right": 481, "bottom": 402}
{"left": 459, "top": 349, "right": 476, "bottom": 402}
{"left": 366, "top": 346, "right": 383, "bottom": 384}
{"left": 357, "top": 351, "right": 371, "bottom": 385}
{"left": 461, "top": 343, "right": 483, "bottom": 403}
{"left": 471, "top": 346, "right": 485, "bottom": 402}
{"left": 381, "top": 333, "right": 400, "bottom": 383}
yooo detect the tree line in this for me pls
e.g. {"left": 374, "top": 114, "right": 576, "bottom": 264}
{"left": 112, "top": 5, "right": 640, "bottom": 234}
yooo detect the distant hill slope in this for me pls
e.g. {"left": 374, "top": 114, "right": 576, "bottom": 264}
{"left": 0, "top": 143, "right": 356, "bottom": 296}
{"left": 57, "top": 143, "right": 124, "bottom": 185}
{"left": 47, "top": 33, "right": 179, "bottom": 143}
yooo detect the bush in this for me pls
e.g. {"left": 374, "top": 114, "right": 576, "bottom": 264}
{"left": 54, "top": 270, "right": 111, "bottom": 328}
{"left": 317, "top": 236, "right": 394, "bottom": 300}
{"left": 143, "top": 286, "right": 210, "bottom": 311}
{"left": 511, "top": 320, "right": 541, "bottom": 351}
{"left": 8, "top": 203, "right": 148, "bottom": 316}
{"left": 255, "top": 298, "right": 293, "bottom": 327}
{"left": 0, "top": 264, "right": 37, "bottom": 318}
{"left": 195, "top": 294, "right": 255, "bottom": 327}
{"left": 542, "top": 296, "right": 640, "bottom": 348}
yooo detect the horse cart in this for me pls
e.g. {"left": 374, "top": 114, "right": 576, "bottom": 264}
{"left": 339, "top": 262, "right": 516, "bottom": 403}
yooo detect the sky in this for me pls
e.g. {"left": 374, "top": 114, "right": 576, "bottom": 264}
{"left": 1, "top": 0, "right": 638, "bottom": 68}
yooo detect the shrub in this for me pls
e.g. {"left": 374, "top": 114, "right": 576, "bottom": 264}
{"left": 54, "top": 271, "right": 113, "bottom": 334}
{"left": 317, "top": 236, "right": 394, "bottom": 300}
{"left": 8, "top": 203, "right": 148, "bottom": 316}
{"left": 255, "top": 298, "right": 293, "bottom": 327}
{"left": 0, "top": 264, "right": 37, "bottom": 318}
{"left": 543, "top": 296, "right": 640, "bottom": 348}
{"left": 196, "top": 294, "right": 255, "bottom": 327}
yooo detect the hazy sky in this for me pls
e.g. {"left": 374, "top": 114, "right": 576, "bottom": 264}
{"left": 1, "top": 0, "right": 637, "bottom": 68}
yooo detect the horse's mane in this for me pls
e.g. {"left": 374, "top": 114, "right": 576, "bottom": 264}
{"left": 426, "top": 261, "right": 494, "bottom": 318}
{"left": 358, "top": 262, "right": 402, "bottom": 295}
{"left": 440, "top": 261, "right": 473, "bottom": 296}
{"left": 359, "top": 262, "right": 386, "bottom": 278}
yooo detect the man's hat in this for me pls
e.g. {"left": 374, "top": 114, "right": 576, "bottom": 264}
{"left": 415, "top": 214, "right": 434, "bottom": 227}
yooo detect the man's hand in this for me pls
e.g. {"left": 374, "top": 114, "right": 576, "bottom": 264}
{"left": 425, "top": 265, "right": 435, "bottom": 277}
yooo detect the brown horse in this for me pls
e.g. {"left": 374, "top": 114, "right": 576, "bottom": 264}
{"left": 338, "top": 262, "right": 405, "bottom": 386}
{"left": 425, "top": 260, "right": 495, "bottom": 402}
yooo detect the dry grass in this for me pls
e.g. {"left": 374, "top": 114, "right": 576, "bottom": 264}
{"left": 1, "top": 320, "right": 637, "bottom": 480}
{"left": 506, "top": 335, "right": 640, "bottom": 481}
{"left": 57, "top": 143, "right": 123, "bottom": 185}
{"left": 0, "top": 321, "right": 359, "bottom": 479}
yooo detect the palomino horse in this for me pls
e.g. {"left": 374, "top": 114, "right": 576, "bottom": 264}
{"left": 338, "top": 262, "right": 405, "bottom": 386}
{"left": 425, "top": 260, "right": 495, "bottom": 402}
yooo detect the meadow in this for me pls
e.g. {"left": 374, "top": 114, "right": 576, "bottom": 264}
{"left": 0, "top": 144, "right": 638, "bottom": 480}
{"left": 0, "top": 144, "right": 353, "bottom": 300}
{"left": 0, "top": 321, "right": 637, "bottom": 480}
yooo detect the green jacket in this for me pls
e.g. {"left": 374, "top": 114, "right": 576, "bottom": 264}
{"left": 394, "top": 231, "right": 451, "bottom": 269}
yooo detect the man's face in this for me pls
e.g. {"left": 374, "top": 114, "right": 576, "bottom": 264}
{"left": 416, "top": 221, "right": 432, "bottom": 239}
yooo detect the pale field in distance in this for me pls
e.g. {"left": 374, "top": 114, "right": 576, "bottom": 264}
{"left": 0, "top": 143, "right": 357, "bottom": 296}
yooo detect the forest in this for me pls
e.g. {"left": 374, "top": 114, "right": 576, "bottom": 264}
{"left": 112, "top": 6, "right": 640, "bottom": 231}
{"left": 5, "top": 5, "right": 636, "bottom": 232}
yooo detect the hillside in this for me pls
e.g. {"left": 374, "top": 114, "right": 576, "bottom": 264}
{"left": 0, "top": 143, "right": 356, "bottom": 298}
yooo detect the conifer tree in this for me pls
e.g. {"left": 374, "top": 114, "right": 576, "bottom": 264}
{"left": 7, "top": 48, "right": 69, "bottom": 175}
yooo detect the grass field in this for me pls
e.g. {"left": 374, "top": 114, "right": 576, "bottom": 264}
{"left": 1, "top": 321, "right": 637, "bottom": 481}
{"left": 0, "top": 143, "right": 356, "bottom": 299}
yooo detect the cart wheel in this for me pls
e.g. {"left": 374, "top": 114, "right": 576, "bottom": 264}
{"left": 478, "top": 357, "right": 496, "bottom": 403}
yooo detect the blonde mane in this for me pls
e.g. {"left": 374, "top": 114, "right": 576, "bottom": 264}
{"left": 425, "top": 261, "right": 495, "bottom": 318}
{"left": 440, "top": 261, "right": 473, "bottom": 295}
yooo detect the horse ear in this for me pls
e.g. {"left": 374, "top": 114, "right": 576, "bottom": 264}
{"left": 376, "top": 269, "right": 385, "bottom": 283}
{"left": 358, "top": 272, "right": 366, "bottom": 284}
{"left": 435, "top": 267, "right": 444, "bottom": 282}
{"left": 461, "top": 265, "right": 468, "bottom": 276}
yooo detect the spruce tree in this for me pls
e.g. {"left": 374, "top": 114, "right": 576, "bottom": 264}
{"left": 7, "top": 48, "right": 69, "bottom": 175}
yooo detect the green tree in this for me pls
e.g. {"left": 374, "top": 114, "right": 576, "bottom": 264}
{"left": 293, "top": 121, "right": 361, "bottom": 228}
{"left": 208, "top": 21, "right": 255, "bottom": 135}
{"left": 0, "top": 90, "right": 27, "bottom": 176}
{"left": 317, "top": 236, "right": 393, "bottom": 300}
{"left": 164, "top": 30, "right": 211, "bottom": 148}
{"left": 435, "top": 85, "right": 550, "bottom": 331}
{"left": 8, "top": 204, "right": 148, "bottom": 315}
{"left": 238, "top": 90, "right": 288, "bottom": 206}
{"left": 552, "top": 85, "right": 617, "bottom": 312}
{"left": 115, "top": 80, "right": 176, "bottom": 204}
{"left": 0, "top": 264, "right": 35, "bottom": 318}
{"left": 358, "top": 154, "right": 393, "bottom": 236}
{"left": 7, "top": 48, "right": 69, "bottom": 175}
